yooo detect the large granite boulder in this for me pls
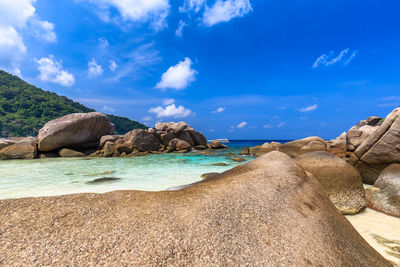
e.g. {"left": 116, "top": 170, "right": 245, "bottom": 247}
{"left": 186, "top": 130, "right": 207, "bottom": 146}
{"left": 168, "top": 138, "right": 192, "bottom": 152}
{"left": 354, "top": 107, "right": 400, "bottom": 184}
{"left": 0, "top": 151, "right": 389, "bottom": 265}
{"left": 59, "top": 148, "right": 85, "bottom": 158}
{"left": 124, "top": 129, "right": 160, "bottom": 152}
{"left": 277, "top": 136, "right": 326, "bottom": 157}
{"left": 209, "top": 140, "right": 228, "bottom": 149}
{"left": 38, "top": 112, "right": 114, "bottom": 152}
{"left": 295, "top": 151, "right": 366, "bottom": 215}
{"left": 327, "top": 132, "right": 348, "bottom": 156}
{"left": 178, "top": 131, "right": 195, "bottom": 146}
{"left": 155, "top": 121, "right": 191, "bottom": 134}
{"left": 366, "top": 164, "right": 400, "bottom": 218}
{"left": 0, "top": 139, "right": 17, "bottom": 150}
{"left": 347, "top": 116, "right": 382, "bottom": 149}
{"left": 0, "top": 137, "right": 37, "bottom": 160}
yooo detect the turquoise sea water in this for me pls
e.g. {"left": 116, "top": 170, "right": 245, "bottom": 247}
{"left": 0, "top": 140, "right": 285, "bottom": 200}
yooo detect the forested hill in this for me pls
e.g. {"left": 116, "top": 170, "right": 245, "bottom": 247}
{"left": 0, "top": 70, "right": 147, "bottom": 137}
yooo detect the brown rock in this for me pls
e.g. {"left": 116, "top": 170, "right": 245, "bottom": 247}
{"left": 327, "top": 132, "right": 347, "bottom": 156}
{"left": 178, "top": 131, "right": 195, "bottom": 146}
{"left": 0, "top": 139, "right": 17, "bottom": 150}
{"left": 232, "top": 157, "right": 246, "bottom": 162}
{"left": 194, "top": 145, "right": 207, "bottom": 150}
{"left": 366, "top": 164, "right": 400, "bottom": 218}
{"left": 59, "top": 148, "right": 85, "bottom": 157}
{"left": 0, "top": 137, "right": 37, "bottom": 160}
{"left": 160, "top": 132, "right": 176, "bottom": 146}
{"left": 278, "top": 136, "right": 326, "bottom": 157}
{"left": 168, "top": 138, "right": 191, "bottom": 152}
{"left": 354, "top": 107, "right": 400, "bottom": 184}
{"left": 201, "top": 172, "right": 220, "bottom": 180}
{"left": 38, "top": 112, "right": 114, "bottom": 152}
{"left": 295, "top": 151, "right": 365, "bottom": 215}
{"left": 239, "top": 146, "right": 250, "bottom": 155}
{"left": 187, "top": 130, "right": 207, "bottom": 146}
{"left": 124, "top": 129, "right": 161, "bottom": 152}
{"left": 114, "top": 140, "right": 134, "bottom": 154}
{"left": 102, "top": 141, "right": 115, "bottom": 157}
{"left": 209, "top": 140, "right": 228, "bottom": 149}
{"left": 100, "top": 135, "right": 121, "bottom": 147}
{"left": 0, "top": 151, "right": 389, "bottom": 266}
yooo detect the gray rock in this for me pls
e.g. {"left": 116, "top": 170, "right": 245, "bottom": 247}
{"left": 38, "top": 112, "right": 114, "bottom": 152}
{"left": 178, "top": 131, "right": 195, "bottom": 146}
{"left": 187, "top": 130, "right": 207, "bottom": 146}
{"left": 366, "top": 164, "right": 400, "bottom": 218}
{"left": 168, "top": 138, "right": 191, "bottom": 152}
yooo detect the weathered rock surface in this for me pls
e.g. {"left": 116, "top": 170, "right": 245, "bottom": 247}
{"left": 168, "top": 138, "right": 191, "bottom": 152}
{"left": 347, "top": 116, "right": 382, "bottom": 148}
{"left": 0, "top": 152, "right": 389, "bottom": 266}
{"left": 38, "top": 112, "right": 114, "bottom": 152}
{"left": 0, "top": 137, "right": 37, "bottom": 160}
{"left": 59, "top": 148, "right": 85, "bottom": 158}
{"left": 209, "top": 140, "right": 228, "bottom": 149}
{"left": 278, "top": 136, "right": 327, "bottom": 157}
{"left": 124, "top": 129, "right": 160, "bottom": 152}
{"left": 187, "top": 130, "right": 207, "bottom": 146}
{"left": 295, "top": 151, "right": 366, "bottom": 215}
{"left": 354, "top": 107, "right": 400, "bottom": 184}
{"left": 366, "top": 164, "right": 400, "bottom": 218}
{"left": 201, "top": 172, "right": 220, "bottom": 180}
{"left": 0, "top": 139, "right": 17, "bottom": 150}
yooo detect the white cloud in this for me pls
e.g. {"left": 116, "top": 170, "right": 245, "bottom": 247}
{"left": 300, "top": 104, "right": 318, "bottom": 112}
{"left": 155, "top": 57, "right": 197, "bottom": 90}
{"left": 88, "top": 58, "right": 104, "bottom": 78}
{"left": 30, "top": 19, "right": 57, "bottom": 43}
{"left": 212, "top": 107, "right": 226, "bottom": 113}
{"left": 175, "top": 20, "right": 187, "bottom": 36}
{"left": 0, "top": 0, "right": 56, "bottom": 73}
{"left": 179, "top": 0, "right": 206, "bottom": 13}
{"left": 277, "top": 122, "right": 285, "bottom": 128}
{"left": 312, "top": 49, "right": 357, "bottom": 68}
{"left": 149, "top": 104, "right": 192, "bottom": 118}
{"left": 35, "top": 55, "right": 75, "bottom": 87}
{"left": 203, "top": 0, "right": 253, "bottom": 26}
{"left": 102, "top": 105, "right": 116, "bottom": 113}
{"left": 163, "top": 98, "right": 175, "bottom": 105}
{"left": 142, "top": 116, "right": 153, "bottom": 121}
{"left": 81, "top": 0, "right": 170, "bottom": 31}
{"left": 109, "top": 60, "right": 118, "bottom": 71}
{"left": 237, "top": 121, "right": 247, "bottom": 128}
{"left": 263, "top": 124, "right": 273, "bottom": 129}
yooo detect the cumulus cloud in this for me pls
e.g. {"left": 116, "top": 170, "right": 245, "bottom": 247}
{"left": 300, "top": 104, "right": 318, "bottom": 112}
{"left": 163, "top": 98, "right": 175, "bottom": 105}
{"left": 109, "top": 60, "right": 118, "bottom": 71}
{"left": 175, "top": 20, "right": 187, "bottom": 36}
{"left": 0, "top": 0, "right": 56, "bottom": 73}
{"left": 149, "top": 104, "right": 192, "bottom": 118}
{"left": 102, "top": 105, "right": 116, "bottom": 113}
{"left": 35, "top": 55, "right": 75, "bottom": 87}
{"left": 88, "top": 58, "right": 104, "bottom": 78}
{"left": 212, "top": 107, "right": 226, "bottom": 113}
{"left": 155, "top": 57, "right": 197, "bottom": 90}
{"left": 203, "top": 0, "right": 253, "bottom": 26}
{"left": 179, "top": 0, "right": 206, "bottom": 13}
{"left": 81, "top": 0, "right": 170, "bottom": 31}
{"left": 237, "top": 121, "right": 247, "bottom": 128}
{"left": 312, "top": 49, "right": 357, "bottom": 68}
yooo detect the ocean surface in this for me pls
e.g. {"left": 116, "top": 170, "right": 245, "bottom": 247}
{"left": 1, "top": 139, "right": 399, "bottom": 264}
{"left": 0, "top": 140, "right": 286, "bottom": 200}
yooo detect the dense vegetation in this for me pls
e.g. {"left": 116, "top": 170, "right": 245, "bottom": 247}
{"left": 0, "top": 70, "right": 147, "bottom": 137}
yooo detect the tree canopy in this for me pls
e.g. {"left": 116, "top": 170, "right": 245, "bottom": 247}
{"left": 0, "top": 70, "right": 147, "bottom": 137}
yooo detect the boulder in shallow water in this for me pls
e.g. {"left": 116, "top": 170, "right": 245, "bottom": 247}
{"left": 295, "top": 151, "right": 366, "bottom": 215}
{"left": 38, "top": 112, "right": 114, "bottom": 152}
{"left": 59, "top": 148, "right": 85, "bottom": 158}
{"left": 0, "top": 139, "right": 17, "bottom": 150}
{"left": 201, "top": 172, "right": 220, "bottom": 180}
{"left": 0, "top": 137, "right": 37, "bottom": 160}
{"left": 0, "top": 151, "right": 390, "bottom": 265}
{"left": 187, "top": 130, "right": 207, "bottom": 146}
{"left": 168, "top": 138, "right": 191, "bottom": 152}
{"left": 86, "top": 177, "right": 122, "bottom": 184}
{"left": 366, "top": 164, "right": 400, "bottom": 218}
{"left": 209, "top": 140, "right": 228, "bottom": 149}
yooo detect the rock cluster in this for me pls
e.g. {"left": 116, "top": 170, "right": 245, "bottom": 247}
{"left": 243, "top": 106, "right": 400, "bottom": 185}
{"left": 0, "top": 113, "right": 220, "bottom": 160}
{"left": 0, "top": 152, "right": 389, "bottom": 266}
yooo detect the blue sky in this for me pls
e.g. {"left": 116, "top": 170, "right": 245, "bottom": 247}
{"left": 0, "top": 0, "right": 399, "bottom": 140}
